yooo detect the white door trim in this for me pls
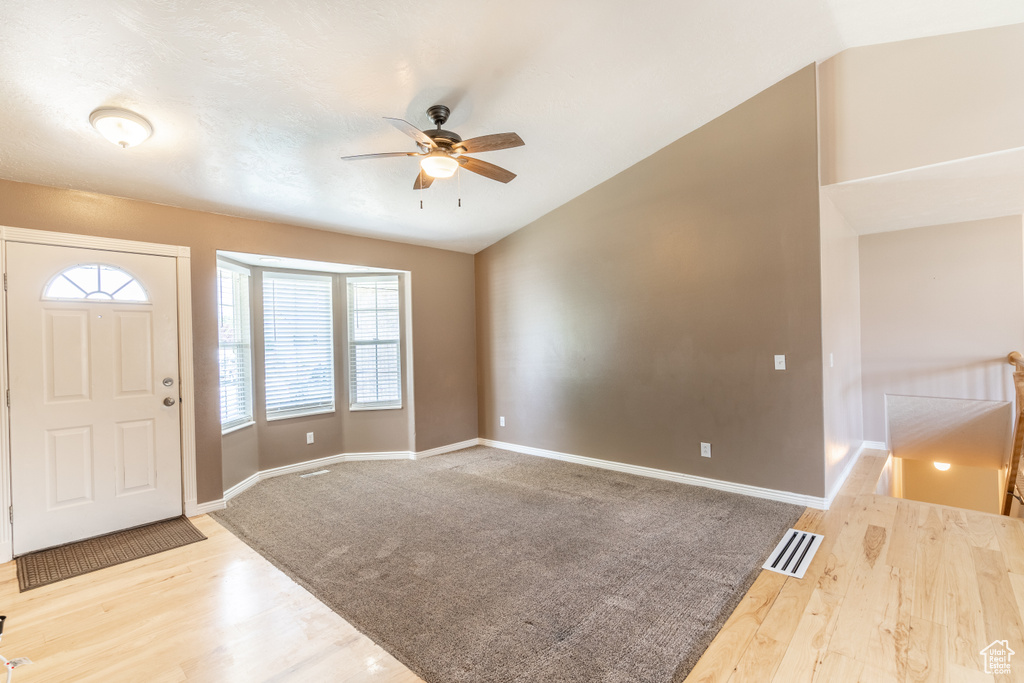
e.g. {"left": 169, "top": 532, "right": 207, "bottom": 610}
{"left": 0, "top": 226, "right": 198, "bottom": 562}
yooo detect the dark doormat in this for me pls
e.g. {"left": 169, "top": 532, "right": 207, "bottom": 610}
{"left": 16, "top": 516, "right": 206, "bottom": 591}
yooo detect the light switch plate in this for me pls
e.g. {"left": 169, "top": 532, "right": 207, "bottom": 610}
{"left": 774, "top": 354, "right": 786, "bottom": 370}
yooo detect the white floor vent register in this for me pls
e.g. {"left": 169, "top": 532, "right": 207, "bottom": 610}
{"left": 762, "top": 528, "right": 823, "bottom": 579}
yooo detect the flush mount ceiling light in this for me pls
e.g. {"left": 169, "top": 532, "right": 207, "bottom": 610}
{"left": 419, "top": 150, "right": 459, "bottom": 179}
{"left": 933, "top": 462, "right": 951, "bottom": 471}
{"left": 89, "top": 107, "right": 153, "bottom": 148}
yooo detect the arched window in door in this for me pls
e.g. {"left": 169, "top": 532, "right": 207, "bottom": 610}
{"left": 43, "top": 264, "right": 149, "bottom": 302}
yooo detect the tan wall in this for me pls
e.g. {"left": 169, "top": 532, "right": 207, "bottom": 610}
{"left": 249, "top": 268, "right": 412, "bottom": 473}
{"left": 222, "top": 423, "right": 259, "bottom": 491}
{"left": 0, "top": 179, "right": 478, "bottom": 503}
{"left": 476, "top": 65, "right": 827, "bottom": 496}
{"left": 819, "top": 23, "right": 1024, "bottom": 185}
{"left": 819, "top": 192, "right": 864, "bottom": 497}
{"left": 859, "top": 216, "right": 1024, "bottom": 443}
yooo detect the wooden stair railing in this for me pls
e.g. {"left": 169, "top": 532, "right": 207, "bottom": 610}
{"left": 1004, "top": 352, "right": 1024, "bottom": 515}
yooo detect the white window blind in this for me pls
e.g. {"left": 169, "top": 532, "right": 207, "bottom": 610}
{"left": 348, "top": 276, "right": 401, "bottom": 409}
{"left": 263, "top": 271, "right": 335, "bottom": 420}
{"left": 217, "top": 262, "right": 252, "bottom": 430}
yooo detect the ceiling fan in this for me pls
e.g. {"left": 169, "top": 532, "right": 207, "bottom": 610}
{"left": 341, "top": 105, "right": 524, "bottom": 190}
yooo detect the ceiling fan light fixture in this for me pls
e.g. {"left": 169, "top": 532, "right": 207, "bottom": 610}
{"left": 89, "top": 107, "right": 153, "bottom": 148}
{"left": 420, "top": 152, "right": 459, "bottom": 179}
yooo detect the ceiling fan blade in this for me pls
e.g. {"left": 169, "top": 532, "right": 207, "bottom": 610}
{"left": 383, "top": 117, "right": 437, "bottom": 149}
{"left": 413, "top": 172, "right": 434, "bottom": 190}
{"left": 458, "top": 132, "right": 525, "bottom": 154}
{"left": 340, "top": 152, "right": 418, "bottom": 160}
{"left": 457, "top": 156, "right": 517, "bottom": 183}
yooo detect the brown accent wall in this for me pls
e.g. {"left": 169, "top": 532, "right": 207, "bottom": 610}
{"left": 0, "top": 179, "right": 478, "bottom": 503}
{"left": 475, "top": 65, "right": 826, "bottom": 496}
{"left": 222, "top": 421, "right": 259, "bottom": 491}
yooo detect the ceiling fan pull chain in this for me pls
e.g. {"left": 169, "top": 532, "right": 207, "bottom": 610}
{"left": 458, "top": 167, "right": 462, "bottom": 208}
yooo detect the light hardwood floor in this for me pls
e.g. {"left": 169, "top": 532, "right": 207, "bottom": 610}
{"left": 3, "top": 451, "right": 1021, "bottom": 681}
{"left": 0, "top": 515, "right": 424, "bottom": 682}
{"left": 687, "top": 450, "right": 1024, "bottom": 683}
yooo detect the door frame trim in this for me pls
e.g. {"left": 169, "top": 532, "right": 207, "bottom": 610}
{"left": 0, "top": 227, "right": 197, "bottom": 562}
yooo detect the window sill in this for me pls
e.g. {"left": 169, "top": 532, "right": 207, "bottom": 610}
{"left": 349, "top": 404, "right": 403, "bottom": 412}
{"left": 266, "top": 407, "right": 336, "bottom": 422}
{"left": 221, "top": 420, "right": 255, "bottom": 436}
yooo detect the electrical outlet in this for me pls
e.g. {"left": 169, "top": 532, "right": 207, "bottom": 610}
{"left": 499, "top": 416, "right": 505, "bottom": 427}
{"left": 701, "top": 442, "right": 712, "bottom": 458}
{"left": 306, "top": 432, "right": 314, "bottom": 445}
{"left": 774, "top": 354, "right": 786, "bottom": 370}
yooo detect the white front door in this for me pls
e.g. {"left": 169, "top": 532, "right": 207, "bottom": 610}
{"left": 7, "top": 242, "right": 183, "bottom": 555}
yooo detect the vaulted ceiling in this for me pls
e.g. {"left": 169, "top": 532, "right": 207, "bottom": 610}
{"left": 1, "top": 1, "right": 1022, "bottom": 253}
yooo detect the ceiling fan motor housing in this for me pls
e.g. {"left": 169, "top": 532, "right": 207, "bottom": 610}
{"left": 425, "top": 129, "right": 463, "bottom": 147}
{"left": 423, "top": 105, "right": 463, "bottom": 150}
{"left": 426, "top": 104, "right": 450, "bottom": 126}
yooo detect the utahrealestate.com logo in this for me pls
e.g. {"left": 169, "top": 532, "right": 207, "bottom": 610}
{"left": 980, "top": 640, "right": 1015, "bottom": 675}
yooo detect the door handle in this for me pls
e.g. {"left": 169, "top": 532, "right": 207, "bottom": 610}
{"left": 163, "top": 397, "right": 176, "bottom": 407}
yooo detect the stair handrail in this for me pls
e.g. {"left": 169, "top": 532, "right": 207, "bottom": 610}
{"left": 1004, "top": 352, "right": 1024, "bottom": 514}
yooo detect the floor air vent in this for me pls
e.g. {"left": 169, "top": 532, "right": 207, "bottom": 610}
{"left": 762, "top": 528, "right": 823, "bottom": 579}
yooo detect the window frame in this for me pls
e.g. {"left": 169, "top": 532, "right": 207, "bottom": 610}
{"left": 347, "top": 274, "right": 403, "bottom": 411}
{"left": 43, "top": 263, "right": 150, "bottom": 303}
{"left": 262, "top": 270, "right": 336, "bottom": 421}
{"left": 217, "top": 260, "right": 254, "bottom": 433}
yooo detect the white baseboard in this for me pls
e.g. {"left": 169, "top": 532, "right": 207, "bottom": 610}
{"left": 220, "top": 440, "right": 481, "bottom": 503}
{"left": 198, "top": 436, "right": 878, "bottom": 520}
{"left": 222, "top": 452, "right": 364, "bottom": 503}
{"left": 262, "top": 452, "right": 353, "bottom": 479}
{"left": 413, "top": 438, "right": 479, "bottom": 459}
{"left": 344, "top": 451, "right": 412, "bottom": 462}
{"left": 189, "top": 499, "right": 226, "bottom": 516}
{"left": 824, "top": 441, "right": 866, "bottom": 508}
{"left": 222, "top": 471, "right": 262, "bottom": 501}
{"left": 0, "top": 541, "right": 12, "bottom": 564}
{"left": 479, "top": 438, "right": 830, "bottom": 509}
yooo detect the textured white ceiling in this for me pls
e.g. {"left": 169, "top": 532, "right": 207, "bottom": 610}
{"left": 0, "top": 1, "right": 1022, "bottom": 253}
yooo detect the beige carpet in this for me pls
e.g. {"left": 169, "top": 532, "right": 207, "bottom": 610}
{"left": 16, "top": 516, "right": 206, "bottom": 591}
{"left": 213, "top": 446, "right": 802, "bottom": 682}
